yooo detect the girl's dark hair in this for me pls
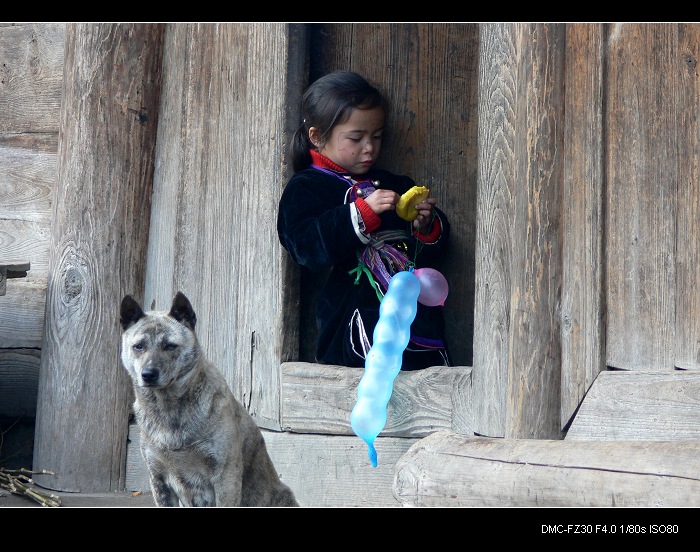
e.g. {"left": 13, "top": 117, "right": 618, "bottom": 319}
{"left": 290, "top": 70, "right": 390, "bottom": 173}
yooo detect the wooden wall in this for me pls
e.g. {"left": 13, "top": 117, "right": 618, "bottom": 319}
{"left": 470, "top": 23, "right": 700, "bottom": 439}
{"left": 606, "top": 24, "right": 700, "bottom": 372}
{"left": 0, "top": 23, "right": 64, "bottom": 468}
{"left": 142, "top": 23, "right": 307, "bottom": 429}
{"left": 0, "top": 24, "right": 63, "bottom": 417}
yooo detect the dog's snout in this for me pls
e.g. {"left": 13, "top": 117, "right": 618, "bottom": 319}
{"left": 141, "top": 367, "right": 159, "bottom": 385}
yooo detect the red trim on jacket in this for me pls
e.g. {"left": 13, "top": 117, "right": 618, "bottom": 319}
{"left": 310, "top": 149, "right": 442, "bottom": 242}
{"left": 310, "top": 150, "right": 348, "bottom": 173}
{"left": 414, "top": 215, "right": 442, "bottom": 243}
{"left": 355, "top": 197, "right": 381, "bottom": 233}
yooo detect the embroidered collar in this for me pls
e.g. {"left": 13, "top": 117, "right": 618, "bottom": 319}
{"left": 309, "top": 150, "right": 379, "bottom": 201}
{"left": 310, "top": 150, "right": 378, "bottom": 184}
{"left": 310, "top": 149, "right": 349, "bottom": 174}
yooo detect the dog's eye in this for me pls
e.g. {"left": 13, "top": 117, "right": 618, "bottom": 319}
{"left": 133, "top": 342, "right": 144, "bottom": 351}
{"left": 163, "top": 343, "right": 178, "bottom": 351}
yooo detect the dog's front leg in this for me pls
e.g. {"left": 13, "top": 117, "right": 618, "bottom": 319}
{"left": 183, "top": 480, "right": 216, "bottom": 507}
{"left": 149, "top": 474, "right": 180, "bottom": 507}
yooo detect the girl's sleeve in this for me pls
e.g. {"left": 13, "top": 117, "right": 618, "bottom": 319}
{"left": 414, "top": 207, "right": 450, "bottom": 248}
{"left": 277, "top": 175, "right": 364, "bottom": 271}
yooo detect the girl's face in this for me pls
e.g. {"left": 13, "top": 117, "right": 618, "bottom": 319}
{"left": 312, "top": 106, "right": 385, "bottom": 175}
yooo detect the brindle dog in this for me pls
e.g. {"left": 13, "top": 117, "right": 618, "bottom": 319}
{"left": 119, "top": 292, "right": 298, "bottom": 507}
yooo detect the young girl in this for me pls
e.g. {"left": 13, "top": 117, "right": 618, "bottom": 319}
{"left": 277, "top": 70, "right": 451, "bottom": 371}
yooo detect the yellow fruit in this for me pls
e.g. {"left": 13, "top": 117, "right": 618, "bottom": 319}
{"left": 396, "top": 186, "right": 430, "bottom": 221}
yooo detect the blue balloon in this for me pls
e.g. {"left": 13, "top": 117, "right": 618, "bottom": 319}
{"left": 350, "top": 269, "right": 420, "bottom": 467}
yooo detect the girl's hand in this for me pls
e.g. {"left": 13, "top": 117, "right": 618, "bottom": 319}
{"left": 365, "top": 189, "right": 399, "bottom": 214}
{"left": 412, "top": 197, "right": 437, "bottom": 232}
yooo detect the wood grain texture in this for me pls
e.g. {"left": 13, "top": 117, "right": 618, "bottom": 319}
{"left": 566, "top": 370, "right": 700, "bottom": 440}
{"left": 0, "top": 23, "right": 65, "bottom": 133}
{"left": 0, "top": 219, "right": 50, "bottom": 284}
{"left": 473, "top": 24, "right": 566, "bottom": 439}
{"left": 0, "top": 139, "right": 56, "bottom": 225}
{"left": 472, "top": 23, "right": 518, "bottom": 437}
{"left": 674, "top": 25, "right": 700, "bottom": 371}
{"left": 0, "top": 282, "right": 46, "bottom": 348}
{"left": 0, "top": 23, "right": 62, "bottom": 395}
{"left": 126, "top": 424, "right": 415, "bottom": 507}
{"left": 281, "top": 362, "right": 472, "bottom": 436}
{"left": 560, "top": 24, "right": 606, "bottom": 428}
{"left": 394, "top": 430, "right": 700, "bottom": 507}
{"left": 0, "top": 260, "right": 29, "bottom": 296}
{"left": 507, "top": 23, "right": 565, "bottom": 439}
{"left": 144, "top": 23, "right": 305, "bottom": 430}
{"left": 605, "top": 24, "right": 679, "bottom": 370}
{"left": 33, "top": 23, "right": 165, "bottom": 492}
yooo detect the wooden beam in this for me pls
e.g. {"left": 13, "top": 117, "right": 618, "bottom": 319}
{"left": 281, "top": 362, "right": 472, "bottom": 436}
{"left": 32, "top": 23, "right": 165, "bottom": 493}
{"left": 394, "top": 430, "right": 700, "bottom": 507}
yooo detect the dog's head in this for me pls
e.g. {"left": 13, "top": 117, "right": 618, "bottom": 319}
{"left": 119, "top": 292, "right": 200, "bottom": 389}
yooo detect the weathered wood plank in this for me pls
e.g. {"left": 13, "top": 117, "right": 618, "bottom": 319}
{"left": 281, "top": 362, "right": 472, "bottom": 436}
{"left": 394, "top": 430, "right": 700, "bottom": 507}
{"left": 264, "top": 430, "right": 415, "bottom": 507}
{"left": 566, "top": 370, "right": 700, "bottom": 440}
{"left": 144, "top": 23, "right": 306, "bottom": 430}
{"left": 0, "top": 23, "right": 62, "bottom": 358}
{"left": 0, "top": 23, "right": 65, "bottom": 133}
{"left": 0, "top": 282, "right": 46, "bottom": 348}
{"left": 507, "top": 23, "right": 565, "bottom": 439}
{"left": 126, "top": 424, "right": 415, "bottom": 507}
{"left": 473, "top": 24, "right": 566, "bottom": 439}
{"left": 0, "top": 220, "right": 49, "bottom": 284}
{"left": 560, "top": 23, "right": 606, "bottom": 429}
{"left": 471, "top": 23, "right": 518, "bottom": 438}
{"left": 606, "top": 24, "right": 679, "bottom": 370}
{"left": 33, "top": 23, "right": 165, "bottom": 493}
{"left": 0, "top": 270, "right": 38, "bottom": 416}
{"left": 674, "top": 25, "right": 700, "bottom": 371}
{"left": 0, "top": 141, "right": 56, "bottom": 225}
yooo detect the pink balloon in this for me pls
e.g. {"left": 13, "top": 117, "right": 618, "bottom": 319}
{"left": 413, "top": 268, "right": 449, "bottom": 306}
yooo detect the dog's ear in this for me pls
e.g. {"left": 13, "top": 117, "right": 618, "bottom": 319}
{"left": 169, "top": 291, "right": 197, "bottom": 331}
{"left": 120, "top": 295, "right": 145, "bottom": 330}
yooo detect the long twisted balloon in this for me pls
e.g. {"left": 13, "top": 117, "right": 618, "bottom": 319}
{"left": 350, "top": 269, "right": 420, "bottom": 467}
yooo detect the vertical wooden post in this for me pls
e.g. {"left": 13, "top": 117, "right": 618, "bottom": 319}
{"left": 33, "top": 23, "right": 164, "bottom": 492}
{"left": 472, "top": 23, "right": 566, "bottom": 439}
{"left": 560, "top": 24, "right": 606, "bottom": 428}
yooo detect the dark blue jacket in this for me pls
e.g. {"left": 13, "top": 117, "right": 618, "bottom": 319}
{"left": 277, "top": 165, "right": 451, "bottom": 370}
